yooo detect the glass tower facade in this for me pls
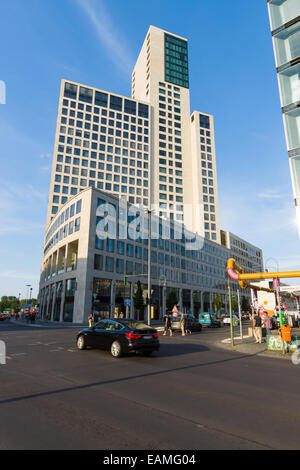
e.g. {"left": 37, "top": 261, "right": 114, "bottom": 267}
{"left": 164, "top": 33, "right": 189, "bottom": 88}
{"left": 268, "top": 0, "right": 300, "bottom": 228}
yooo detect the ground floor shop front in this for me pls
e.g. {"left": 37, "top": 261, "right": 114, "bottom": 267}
{"left": 39, "top": 275, "right": 234, "bottom": 324}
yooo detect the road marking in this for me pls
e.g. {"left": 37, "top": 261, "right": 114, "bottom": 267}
{"left": 10, "top": 353, "right": 26, "bottom": 357}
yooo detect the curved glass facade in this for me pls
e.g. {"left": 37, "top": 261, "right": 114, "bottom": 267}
{"left": 268, "top": 0, "right": 300, "bottom": 224}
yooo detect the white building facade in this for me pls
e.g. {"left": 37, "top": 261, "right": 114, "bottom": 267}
{"left": 40, "top": 188, "right": 234, "bottom": 323}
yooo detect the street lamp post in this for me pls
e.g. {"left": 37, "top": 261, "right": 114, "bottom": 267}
{"left": 227, "top": 275, "right": 234, "bottom": 347}
{"left": 26, "top": 285, "right": 31, "bottom": 306}
{"left": 147, "top": 209, "right": 152, "bottom": 326}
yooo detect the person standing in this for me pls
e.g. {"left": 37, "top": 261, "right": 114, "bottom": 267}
{"left": 253, "top": 311, "right": 262, "bottom": 344}
{"left": 185, "top": 316, "right": 192, "bottom": 335}
{"left": 279, "top": 320, "right": 292, "bottom": 354}
{"left": 163, "top": 313, "right": 173, "bottom": 336}
{"left": 180, "top": 313, "right": 186, "bottom": 336}
{"left": 263, "top": 312, "right": 272, "bottom": 336}
{"left": 88, "top": 314, "right": 94, "bottom": 328}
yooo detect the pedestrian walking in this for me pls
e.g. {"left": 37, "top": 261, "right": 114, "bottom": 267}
{"left": 185, "top": 316, "right": 192, "bottom": 335}
{"left": 163, "top": 313, "right": 173, "bottom": 336}
{"left": 279, "top": 320, "right": 292, "bottom": 354}
{"left": 253, "top": 311, "right": 262, "bottom": 344}
{"left": 180, "top": 313, "right": 186, "bottom": 336}
{"left": 88, "top": 313, "right": 94, "bottom": 328}
{"left": 263, "top": 312, "right": 272, "bottom": 336}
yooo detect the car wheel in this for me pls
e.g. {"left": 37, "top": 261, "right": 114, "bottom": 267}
{"left": 142, "top": 351, "right": 152, "bottom": 357}
{"left": 77, "top": 335, "right": 87, "bottom": 350}
{"left": 111, "top": 341, "right": 122, "bottom": 358}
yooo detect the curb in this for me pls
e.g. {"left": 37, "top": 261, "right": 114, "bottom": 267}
{"left": 10, "top": 320, "right": 85, "bottom": 329}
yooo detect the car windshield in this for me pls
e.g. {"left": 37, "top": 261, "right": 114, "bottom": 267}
{"left": 120, "top": 321, "right": 152, "bottom": 330}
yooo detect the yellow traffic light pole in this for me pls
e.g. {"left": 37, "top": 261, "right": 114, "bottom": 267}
{"left": 226, "top": 259, "right": 300, "bottom": 342}
{"left": 227, "top": 259, "right": 300, "bottom": 296}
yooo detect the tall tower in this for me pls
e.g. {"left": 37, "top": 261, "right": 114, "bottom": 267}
{"left": 45, "top": 26, "right": 221, "bottom": 243}
{"left": 267, "top": 0, "right": 300, "bottom": 231}
{"left": 132, "top": 25, "right": 220, "bottom": 242}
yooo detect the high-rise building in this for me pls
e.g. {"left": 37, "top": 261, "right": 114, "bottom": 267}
{"left": 39, "top": 25, "right": 264, "bottom": 323}
{"left": 132, "top": 26, "right": 220, "bottom": 242}
{"left": 267, "top": 0, "right": 300, "bottom": 230}
{"left": 46, "top": 26, "right": 220, "bottom": 242}
{"left": 46, "top": 80, "right": 151, "bottom": 225}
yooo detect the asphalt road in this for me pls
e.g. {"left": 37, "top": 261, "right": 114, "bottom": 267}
{"left": 0, "top": 321, "right": 300, "bottom": 450}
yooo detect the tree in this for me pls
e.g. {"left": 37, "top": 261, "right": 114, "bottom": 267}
{"left": 133, "top": 281, "right": 145, "bottom": 320}
{"left": 0, "top": 296, "right": 21, "bottom": 312}
{"left": 213, "top": 294, "right": 222, "bottom": 314}
{"left": 166, "top": 288, "right": 178, "bottom": 312}
{"left": 231, "top": 295, "right": 238, "bottom": 313}
{"left": 241, "top": 296, "right": 250, "bottom": 312}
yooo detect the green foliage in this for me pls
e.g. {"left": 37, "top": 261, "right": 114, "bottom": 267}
{"left": 0, "top": 296, "right": 37, "bottom": 312}
{"left": 213, "top": 294, "right": 222, "bottom": 313}
{"left": 241, "top": 296, "right": 250, "bottom": 312}
{"left": 166, "top": 288, "right": 178, "bottom": 312}
{"left": 231, "top": 295, "right": 238, "bottom": 312}
{"left": 133, "top": 281, "right": 145, "bottom": 311}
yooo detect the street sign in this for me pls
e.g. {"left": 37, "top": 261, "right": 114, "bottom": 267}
{"left": 124, "top": 299, "right": 131, "bottom": 307}
{"left": 172, "top": 305, "right": 178, "bottom": 317}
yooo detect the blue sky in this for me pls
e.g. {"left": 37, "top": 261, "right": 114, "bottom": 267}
{"left": 0, "top": 0, "right": 299, "bottom": 299}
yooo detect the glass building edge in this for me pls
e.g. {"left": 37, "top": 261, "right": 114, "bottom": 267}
{"left": 268, "top": 0, "right": 300, "bottom": 32}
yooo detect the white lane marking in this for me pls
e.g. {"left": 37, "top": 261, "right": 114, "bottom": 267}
{"left": 10, "top": 353, "right": 26, "bottom": 357}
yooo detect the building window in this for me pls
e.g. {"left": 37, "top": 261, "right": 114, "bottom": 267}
{"left": 200, "top": 114, "right": 210, "bottom": 129}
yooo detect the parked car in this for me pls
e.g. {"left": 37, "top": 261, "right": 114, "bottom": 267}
{"left": 223, "top": 314, "right": 240, "bottom": 326}
{"left": 242, "top": 312, "right": 250, "bottom": 320}
{"left": 171, "top": 314, "right": 202, "bottom": 333}
{"left": 76, "top": 318, "right": 160, "bottom": 358}
{"left": 0, "top": 312, "right": 10, "bottom": 321}
{"left": 198, "top": 313, "right": 221, "bottom": 328}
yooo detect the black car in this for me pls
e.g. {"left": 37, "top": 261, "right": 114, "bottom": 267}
{"left": 76, "top": 318, "right": 160, "bottom": 358}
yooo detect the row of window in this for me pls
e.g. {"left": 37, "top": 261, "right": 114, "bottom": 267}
{"left": 62, "top": 99, "right": 149, "bottom": 127}
{"left": 60, "top": 124, "right": 149, "bottom": 139}
{"left": 95, "top": 235, "right": 227, "bottom": 270}
{"left": 94, "top": 254, "right": 225, "bottom": 284}
{"left": 64, "top": 83, "right": 149, "bottom": 118}
{"left": 44, "top": 217, "right": 81, "bottom": 256}
{"left": 46, "top": 200, "right": 82, "bottom": 243}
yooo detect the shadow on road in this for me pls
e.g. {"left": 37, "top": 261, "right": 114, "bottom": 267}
{"left": 0, "top": 348, "right": 266, "bottom": 407}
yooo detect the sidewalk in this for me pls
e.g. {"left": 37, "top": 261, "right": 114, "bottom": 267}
{"left": 218, "top": 332, "right": 298, "bottom": 361}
